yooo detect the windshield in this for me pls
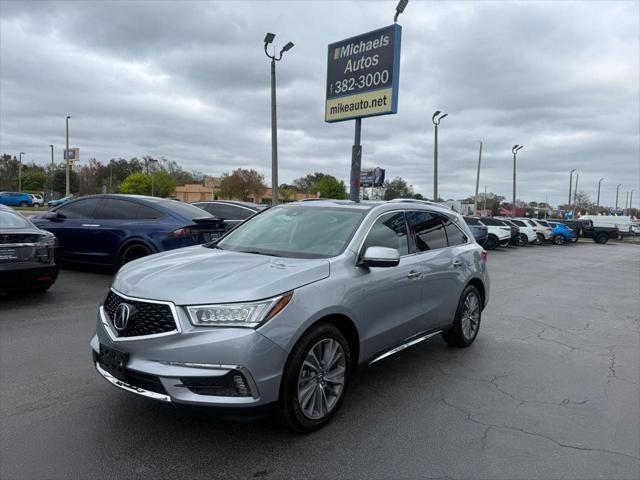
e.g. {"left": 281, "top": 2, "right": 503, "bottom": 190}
{"left": 215, "top": 205, "right": 366, "bottom": 258}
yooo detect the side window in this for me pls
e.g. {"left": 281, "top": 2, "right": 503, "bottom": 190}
{"left": 443, "top": 218, "right": 468, "bottom": 246}
{"left": 234, "top": 207, "right": 254, "bottom": 220}
{"left": 57, "top": 198, "right": 101, "bottom": 219}
{"left": 362, "top": 212, "right": 409, "bottom": 256}
{"left": 95, "top": 199, "right": 139, "bottom": 220}
{"left": 407, "top": 211, "right": 448, "bottom": 251}
{"left": 210, "top": 204, "right": 246, "bottom": 220}
{"left": 136, "top": 204, "right": 163, "bottom": 220}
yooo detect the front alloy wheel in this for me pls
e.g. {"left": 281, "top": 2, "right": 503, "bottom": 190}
{"left": 553, "top": 235, "right": 566, "bottom": 245}
{"left": 297, "top": 338, "right": 346, "bottom": 420}
{"left": 278, "top": 323, "right": 351, "bottom": 432}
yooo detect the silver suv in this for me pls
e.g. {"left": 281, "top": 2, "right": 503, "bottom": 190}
{"left": 91, "top": 199, "right": 490, "bottom": 432}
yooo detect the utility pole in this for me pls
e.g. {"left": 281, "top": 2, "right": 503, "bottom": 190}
{"left": 512, "top": 145, "right": 523, "bottom": 217}
{"left": 573, "top": 173, "right": 579, "bottom": 207}
{"left": 49, "top": 145, "right": 54, "bottom": 200}
{"left": 65, "top": 115, "right": 71, "bottom": 196}
{"left": 18, "top": 152, "right": 25, "bottom": 191}
{"left": 624, "top": 191, "right": 629, "bottom": 215}
{"left": 568, "top": 169, "right": 576, "bottom": 209}
{"left": 431, "top": 111, "right": 448, "bottom": 202}
{"left": 596, "top": 178, "right": 604, "bottom": 212}
{"left": 474, "top": 141, "right": 482, "bottom": 215}
{"left": 615, "top": 184, "right": 621, "bottom": 211}
{"left": 263, "top": 33, "right": 294, "bottom": 206}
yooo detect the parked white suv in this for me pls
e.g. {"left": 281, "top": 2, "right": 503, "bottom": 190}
{"left": 516, "top": 218, "right": 552, "bottom": 244}
{"left": 28, "top": 194, "right": 44, "bottom": 207}
{"left": 477, "top": 217, "right": 512, "bottom": 250}
{"left": 503, "top": 218, "right": 537, "bottom": 244}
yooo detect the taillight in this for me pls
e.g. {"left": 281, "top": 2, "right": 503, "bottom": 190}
{"left": 482, "top": 250, "right": 488, "bottom": 262}
{"left": 168, "top": 227, "right": 195, "bottom": 238}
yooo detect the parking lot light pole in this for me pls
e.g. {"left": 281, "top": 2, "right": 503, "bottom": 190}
{"left": 18, "top": 152, "right": 25, "bottom": 191}
{"left": 624, "top": 191, "right": 629, "bottom": 215}
{"left": 568, "top": 169, "right": 576, "bottom": 209}
{"left": 630, "top": 190, "right": 634, "bottom": 213}
{"left": 149, "top": 158, "right": 159, "bottom": 196}
{"left": 65, "top": 115, "right": 71, "bottom": 197}
{"left": 573, "top": 172, "right": 579, "bottom": 208}
{"left": 264, "top": 33, "right": 294, "bottom": 206}
{"left": 596, "top": 178, "right": 604, "bottom": 212}
{"left": 511, "top": 145, "right": 523, "bottom": 217}
{"left": 483, "top": 185, "right": 487, "bottom": 214}
{"left": 474, "top": 141, "right": 482, "bottom": 215}
{"left": 615, "top": 183, "right": 621, "bottom": 211}
{"left": 432, "top": 111, "right": 448, "bottom": 202}
{"left": 49, "top": 145, "right": 54, "bottom": 199}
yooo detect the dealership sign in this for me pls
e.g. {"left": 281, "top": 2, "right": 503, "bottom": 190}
{"left": 325, "top": 24, "right": 402, "bottom": 122}
{"left": 360, "top": 167, "right": 386, "bottom": 187}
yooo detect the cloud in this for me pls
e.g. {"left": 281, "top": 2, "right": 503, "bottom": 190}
{"left": 1, "top": 0, "right": 638, "bottom": 207}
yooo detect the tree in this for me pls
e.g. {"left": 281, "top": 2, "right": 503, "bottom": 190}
{"left": 152, "top": 171, "right": 177, "bottom": 198}
{"left": 218, "top": 169, "right": 266, "bottom": 201}
{"left": 278, "top": 184, "right": 297, "bottom": 202}
{"left": 309, "top": 175, "right": 347, "bottom": 199}
{"left": 383, "top": 177, "right": 413, "bottom": 200}
{"left": 413, "top": 193, "right": 424, "bottom": 200}
{"left": 119, "top": 172, "right": 152, "bottom": 195}
{"left": 293, "top": 172, "right": 326, "bottom": 193}
{"left": 21, "top": 171, "right": 47, "bottom": 191}
{"left": 51, "top": 169, "right": 79, "bottom": 195}
{"left": 574, "top": 191, "right": 593, "bottom": 211}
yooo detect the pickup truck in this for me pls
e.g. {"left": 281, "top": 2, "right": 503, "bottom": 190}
{"left": 554, "top": 219, "right": 619, "bottom": 244}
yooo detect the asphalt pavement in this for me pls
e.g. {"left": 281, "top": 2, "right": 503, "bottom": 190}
{"left": 1, "top": 242, "right": 639, "bottom": 480}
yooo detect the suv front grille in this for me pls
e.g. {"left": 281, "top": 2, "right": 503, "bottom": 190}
{"left": 103, "top": 290, "right": 178, "bottom": 338}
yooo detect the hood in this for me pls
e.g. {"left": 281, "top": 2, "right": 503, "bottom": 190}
{"left": 112, "top": 245, "right": 330, "bottom": 305}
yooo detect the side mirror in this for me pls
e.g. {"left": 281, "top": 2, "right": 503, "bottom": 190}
{"left": 44, "top": 211, "right": 63, "bottom": 222}
{"left": 360, "top": 246, "right": 400, "bottom": 268}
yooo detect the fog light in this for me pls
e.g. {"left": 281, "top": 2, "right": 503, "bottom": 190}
{"left": 179, "top": 371, "right": 252, "bottom": 397}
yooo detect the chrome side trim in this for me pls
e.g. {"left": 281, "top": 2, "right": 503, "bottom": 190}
{"left": 368, "top": 330, "right": 442, "bottom": 365}
{"left": 95, "top": 362, "right": 171, "bottom": 402}
{"left": 100, "top": 288, "right": 182, "bottom": 342}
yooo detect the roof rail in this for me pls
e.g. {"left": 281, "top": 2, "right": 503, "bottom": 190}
{"left": 387, "top": 198, "right": 452, "bottom": 209}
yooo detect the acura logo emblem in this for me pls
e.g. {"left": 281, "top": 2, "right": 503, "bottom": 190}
{"left": 114, "top": 303, "right": 132, "bottom": 332}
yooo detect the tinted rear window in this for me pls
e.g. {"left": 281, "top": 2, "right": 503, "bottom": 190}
{"left": 480, "top": 218, "right": 505, "bottom": 226}
{"left": 407, "top": 211, "right": 448, "bottom": 251}
{"left": 158, "top": 200, "right": 213, "bottom": 220}
{"left": 464, "top": 217, "right": 481, "bottom": 225}
{"left": 512, "top": 220, "right": 526, "bottom": 227}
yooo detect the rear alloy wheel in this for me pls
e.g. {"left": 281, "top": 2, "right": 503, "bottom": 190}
{"left": 278, "top": 323, "right": 350, "bottom": 433}
{"left": 534, "top": 233, "right": 544, "bottom": 245}
{"left": 442, "top": 285, "right": 482, "bottom": 348}
{"left": 119, "top": 243, "right": 152, "bottom": 265}
{"left": 553, "top": 235, "right": 566, "bottom": 245}
{"left": 485, "top": 235, "right": 498, "bottom": 250}
{"left": 518, "top": 233, "right": 528, "bottom": 246}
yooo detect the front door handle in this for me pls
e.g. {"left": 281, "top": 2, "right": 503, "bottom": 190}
{"left": 452, "top": 260, "right": 464, "bottom": 268}
{"left": 81, "top": 224, "right": 100, "bottom": 227}
{"left": 407, "top": 270, "right": 422, "bottom": 279}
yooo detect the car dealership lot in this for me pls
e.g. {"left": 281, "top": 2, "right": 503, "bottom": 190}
{"left": 1, "top": 243, "right": 639, "bottom": 479}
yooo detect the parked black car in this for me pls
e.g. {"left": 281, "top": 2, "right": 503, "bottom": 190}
{"left": 501, "top": 219, "right": 525, "bottom": 246}
{"left": 191, "top": 201, "right": 266, "bottom": 228}
{"left": 0, "top": 204, "right": 58, "bottom": 293}
{"left": 463, "top": 216, "right": 488, "bottom": 245}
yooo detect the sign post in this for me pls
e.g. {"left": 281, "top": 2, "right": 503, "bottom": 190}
{"left": 326, "top": 24, "right": 402, "bottom": 202}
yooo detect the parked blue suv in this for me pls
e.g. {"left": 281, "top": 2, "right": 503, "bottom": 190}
{"left": 30, "top": 194, "right": 228, "bottom": 267}
{"left": 549, "top": 222, "right": 577, "bottom": 245}
{"left": 0, "top": 192, "right": 33, "bottom": 207}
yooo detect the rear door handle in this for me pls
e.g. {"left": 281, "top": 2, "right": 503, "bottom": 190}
{"left": 81, "top": 224, "right": 100, "bottom": 227}
{"left": 407, "top": 270, "right": 422, "bottom": 279}
{"left": 452, "top": 260, "right": 464, "bottom": 268}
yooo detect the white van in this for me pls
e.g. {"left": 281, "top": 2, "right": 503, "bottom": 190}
{"left": 579, "top": 215, "right": 635, "bottom": 233}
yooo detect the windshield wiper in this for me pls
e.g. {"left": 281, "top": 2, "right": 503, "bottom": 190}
{"left": 238, "top": 249, "right": 280, "bottom": 257}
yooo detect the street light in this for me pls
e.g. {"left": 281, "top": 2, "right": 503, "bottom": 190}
{"left": 65, "top": 115, "right": 71, "bottom": 196}
{"left": 432, "top": 110, "right": 448, "bottom": 201}
{"left": 264, "top": 32, "right": 294, "bottom": 206}
{"left": 394, "top": 0, "right": 409, "bottom": 22}
{"left": 49, "top": 145, "right": 54, "bottom": 200}
{"left": 511, "top": 145, "right": 523, "bottom": 217}
{"left": 568, "top": 169, "right": 576, "bottom": 209}
{"left": 573, "top": 172, "right": 579, "bottom": 207}
{"left": 615, "top": 183, "right": 621, "bottom": 211}
{"left": 18, "top": 152, "right": 25, "bottom": 191}
{"left": 596, "top": 178, "right": 604, "bottom": 212}
{"left": 474, "top": 140, "right": 483, "bottom": 215}
{"left": 630, "top": 190, "right": 634, "bottom": 213}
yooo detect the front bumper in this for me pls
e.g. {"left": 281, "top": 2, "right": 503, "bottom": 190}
{"left": 92, "top": 303, "right": 288, "bottom": 408}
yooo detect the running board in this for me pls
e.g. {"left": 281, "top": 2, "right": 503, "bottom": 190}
{"left": 368, "top": 330, "right": 443, "bottom": 365}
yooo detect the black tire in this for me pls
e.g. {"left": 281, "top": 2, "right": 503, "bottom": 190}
{"left": 553, "top": 235, "right": 566, "bottom": 245}
{"left": 535, "top": 232, "right": 544, "bottom": 245}
{"left": 32, "top": 203, "right": 41, "bottom": 208}
{"left": 277, "top": 323, "right": 351, "bottom": 433}
{"left": 518, "top": 233, "right": 528, "bottom": 246}
{"left": 485, "top": 235, "right": 498, "bottom": 250}
{"left": 571, "top": 236, "right": 579, "bottom": 243}
{"left": 19, "top": 201, "right": 28, "bottom": 207}
{"left": 594, "top": 233, "right": 608, "bottom": 244}
{"left": 119, "top": 242, "right": 152, "bottom": 265}
{"left": 442, "top": 285, "right": 482, "bottom": 348}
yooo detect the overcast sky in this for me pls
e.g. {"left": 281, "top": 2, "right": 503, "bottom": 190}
{"left": 1, "top": 0, "right": 638, "bottom": 206}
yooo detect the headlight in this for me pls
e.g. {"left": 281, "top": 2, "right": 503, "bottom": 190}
{"left": 186, "top": 292, "right": 293, "bottom": 328}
